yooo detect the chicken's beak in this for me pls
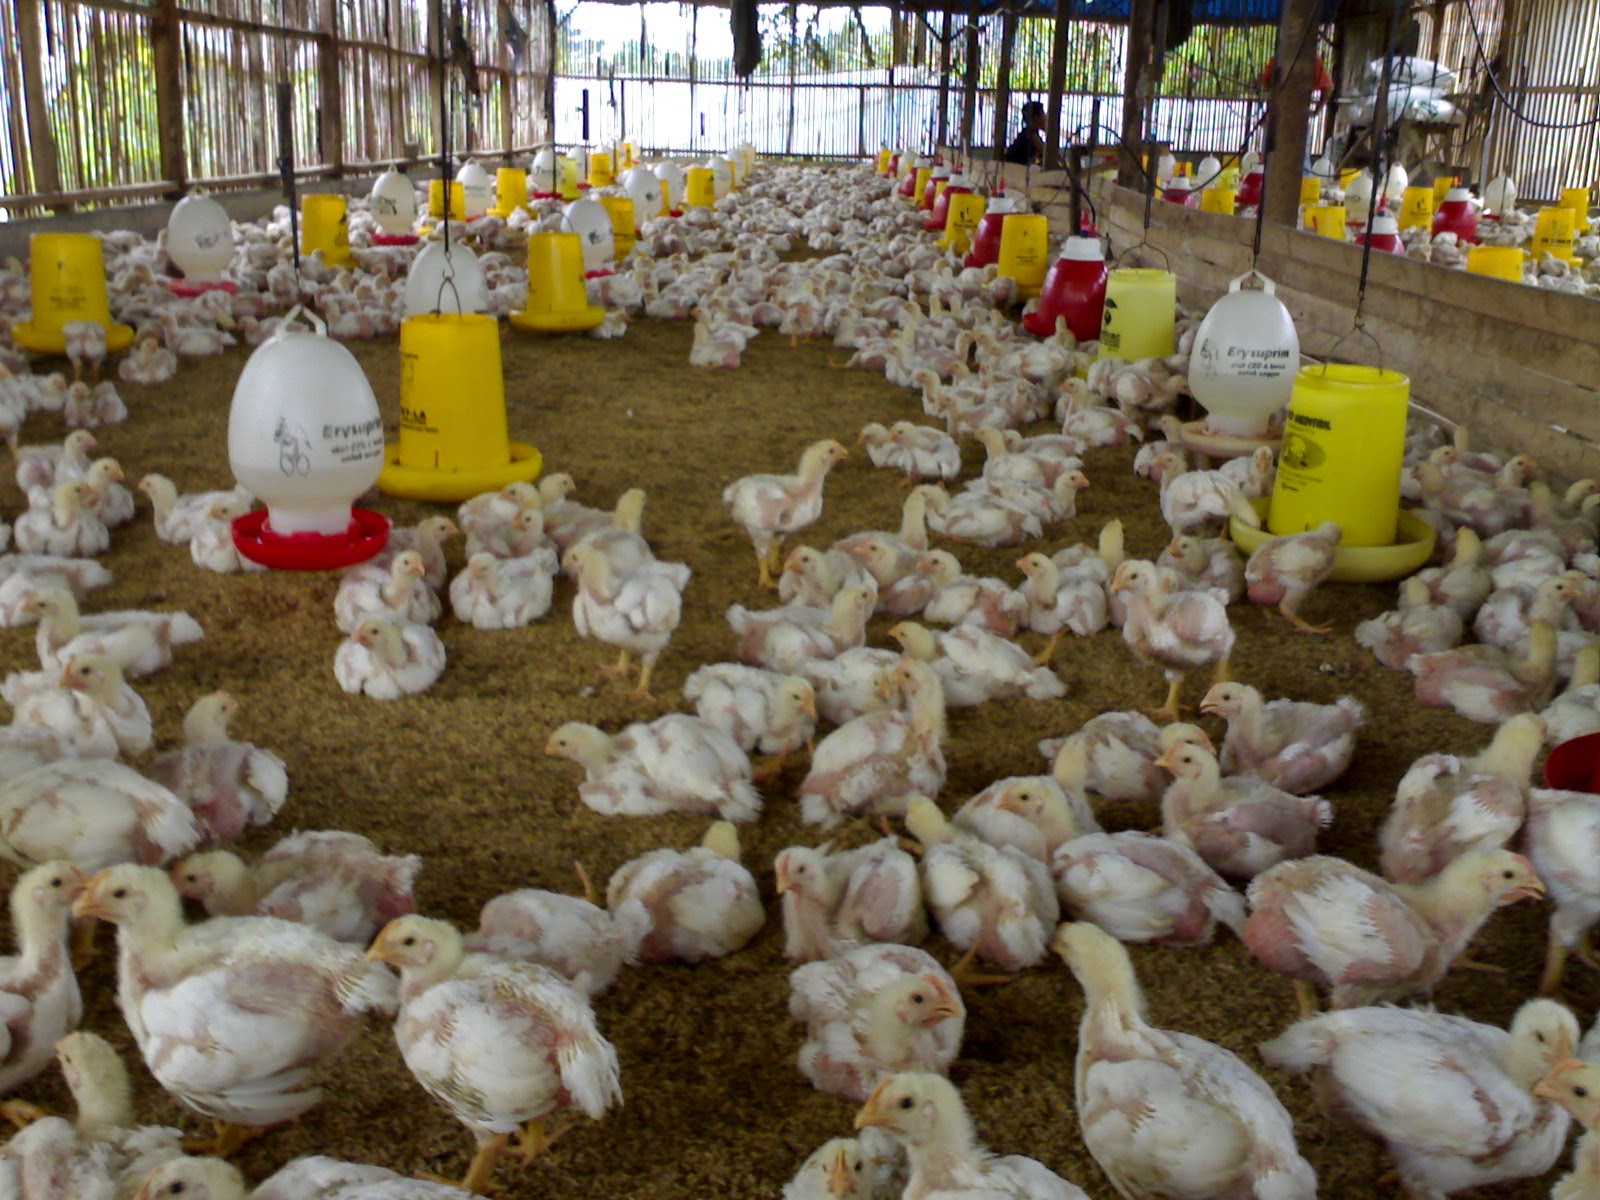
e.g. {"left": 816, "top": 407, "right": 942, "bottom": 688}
{"left": 1165, "top": 537, "right": 1183, "bottom": 556}
{"left": 1152, "top": 747, "right": 1183, "bottom": 773}
{"left": 873, "top": 672, "right": 895, "bottom": 701}
{"left": 57, "top": 664, "right": 78, "bottom": 688}
{"left": 542, "top": 735, "right": 563, "bottom": 757}
{"left": 365, "top": 925, "right": 398, "bottom": 963}
{"left": 799, "top": 692, "right": 816, "bottom": 720}
{"left": 440, "top": 520, "right": 460, "bottom": 537}
{"left": 17, "top": 595, "right": 40, "bottom": 615}
{"left": 132, "top": 1177, "right": 158, "bottom": 1200}
{"left": 1510, "top": 858, "right": 1546, "bottom": 902}
{"left": 71, "top": 877, "right": 111, "bottom": 922}
{"left": 827, "top": 1148, "right": 854, "bottom": 1197}
{"left": 774, "top": 860, "right": 790, "bottom": 895}
{"left": 923, "top": 997, "right": 962, "bottom": 1023}
{"left": 1109, "top": 563, "right": 1131, "bottom": 593}
{"left": 1552, "top": 1025, "right": 1575, "bottom": 1062}
{"left": 60, "top": 864, "right": 88, "bottom": 901}
{"left": 853, "top": 1081, "right": 893, "bottom": 1131}
{"left": 1198, "top": 685, "right": 1226, "bottom": 716}
{"left": 1535, "top": 1058, "right": 1585, "bottom": 1102}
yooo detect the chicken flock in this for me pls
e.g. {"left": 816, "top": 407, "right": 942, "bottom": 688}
{"left": 0, "top": 160, "right": 1594, "bottom": 1200}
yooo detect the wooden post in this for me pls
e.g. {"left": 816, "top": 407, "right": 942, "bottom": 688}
{"left": 959, "top": 0, "right": 980, "bottom": 152}
{"left": 991, "top": 9, "right": 1017, "bottom": 161}
{"left": 150, "top": 0, "right": 186, "bottom": 193}
{"left": 936, "top": 8, "right": 952, "bottom": 148}
{"left": 15, "top": 0, "right": 62, "bottom": 199}
{"left": 317, "top": 0, "right": 344, "bottom": 172}
{"left": 1044, "top": 0, "right": 1071, "bottom": 168}
{"left": 1263, "top": 0, "right": 1319, "bottom": 226}
{"left": 1118, "top": 0, "right": 1155, "bottom": 187}
{"left": 500, "top": 69, "right": 514, "bottom": 154}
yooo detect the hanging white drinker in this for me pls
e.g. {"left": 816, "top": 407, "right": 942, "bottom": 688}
{"left": 404, "top": 240, "right": 489, "bottom": 318}
{"left": 1188, "top": 269, "right": 1301, "bottom": 439}
{"left": 563, "top": 197, "right": 615, "bottom": 273}
{"left": 166, "top": 193, "right": 235, "bottom": 284}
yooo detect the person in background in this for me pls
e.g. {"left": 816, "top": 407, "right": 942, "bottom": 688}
{"left": 1002, "top": 100, "right": 1047, "bottom": 165}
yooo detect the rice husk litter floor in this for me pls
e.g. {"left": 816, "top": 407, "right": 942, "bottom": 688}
{"left": 4, "top": 316, "right": 1592, "bottom": 1199}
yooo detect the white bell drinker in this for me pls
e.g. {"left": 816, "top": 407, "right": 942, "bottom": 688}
{"left": 563, "top": 197, "right": 615, "bottom": 272}
{"left": 1343, "top": 169, "right": 1374, "bottom": 220}
{"left": 228, "top": 306, "right": 386, "bottom": 538}
{"left": 166, "top": 193, "right": 234, "bottom": 283}
{"left": 622, "top": 167, "right": 663, "bottom": 220}
{"left": 1195, "top": 155, "right": 1222, "bottom": 187}
{"left": 1188, "top": 269, "right": 1300, "bottom": 439}
{"left": 530, "top": 148, "right": 560, "bottom": 195}
{"left": 404, "top": 239, "right": 489, "bottom": 318}
{"left": 369, "top": 168, "right": 417, "bottom": 236}
{"left": 1155, "top": 152, "right": 1177, "bottom": 186}
{"left": 456, "top": 160, "right": 494, "bottom": 219}
{"left": 1380, "top": 162, "right": 1409, "bottom": 204}
{"left": 708, "top": 158, "right": 732, "bottom": 199}
{"left": 1241, "top": 150, "right": 1261, "bottom": 176}
{"left": 1311, "top": 155, "right": 1336, "bottom": 181}
{"left": 655, "top": 162, "right": 686, "bottom": 211}
{"left": 1483, "top": 174, "right": 1517, "bottom": 215}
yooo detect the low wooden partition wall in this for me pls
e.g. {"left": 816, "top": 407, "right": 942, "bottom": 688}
{"left": 987, "top": 162, "right": 1600, "bottom": 481}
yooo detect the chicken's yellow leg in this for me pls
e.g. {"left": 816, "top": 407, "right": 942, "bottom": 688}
{"left": 573, "top": 860, "right": 597, "bottom": 906}
{"left": 183, "top": 1120, "right": 269, "bottom": 1157}
{"left": 1150, "top": 675, "right": 1186, "bottom": 725}
{"left": 460, "top": 1131, "right": 510, "bottom": 1194}
{"left": 1281, "top": 596, "right": 1332, "bottom": 635}
{"left": 1541, "top": 929, "right": 1569, "bottom": 996}
{"left": 625, "top": 654, "right": 659, "bottom": 704}
{"left": 1032, "top": 629, "right": 1062, "bottom": 667}
{"left": 508, "top": 1114, "right": 573, "bottom": 1166}
{"left": 755, "top": 545, "right": 776, "bottom": 590}
{"left": 1292, "top": 980, "right": 1319, "bottom": 1020}
{"left": 0, "top": 1100, "right": 53, "bottom": 1129}
{"left": 601, "top": 649, "right": 631, "bottom": 679}
{"left": 948, "top": 945, "right": 1017, "bottom": 989}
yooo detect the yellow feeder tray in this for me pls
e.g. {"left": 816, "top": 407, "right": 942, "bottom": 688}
{"left": 488, "top": 168, "right": 528, "bottom": 218}
{"left": 1229, "top": 498, "right": 1436, "bottom": 583}
{"left": 379, "top": 312, "right": 543, "bottom": 501}
{"left": 508, "top": 231, "right": 605, "bottom": 333}
{"left": 13, "top": 233, "right": 134, "bottom": 355}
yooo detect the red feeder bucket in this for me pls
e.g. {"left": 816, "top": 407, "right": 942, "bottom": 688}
{"left": 1354, "top": 214, "right": 1405, "bottom": 255}
{"left": 1023, "top": 237, "right": 1108, "bottom": 340}
{"left": 920, "top": 166, "right": 950, "bottom": 212}
{"left": 1162, "top": 181, "right": 1198, "bottom": 208}
{"left": 1431, "top": 188, "right": 1479, "bottom": 243}
{"left": 896, "top": 165, "right": 922, "bottom": 200}
{"left": 1237, "top": 169, "right": 1265, "bottom": 208}
{"left": 964, "top": 210, "right": 1009, "bottom": 269}
{"left": 888, "top": 153, "right": 901, "bottom": 176}
{"left": 1545, "top": 732, "right": 1600, "bottom": 790}
{"left": 925, "top": 176, "right": 972, "bottom": 232}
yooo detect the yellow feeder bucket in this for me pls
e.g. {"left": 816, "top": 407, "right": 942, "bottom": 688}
{"left": 379, "top": 313, "right": 542, "bottom": 501}
{"left": 588, "top": 152, "right": 615, "bottom": 188}
{"left": 621, "top": 142, "right": 638, "bottom": 169}
{"left": 911, "top": 166, "right": 933, "bottom": 206}
{"left": 12, "top": 233, "right": 134, "bottom": 355}
{"left": 599, "top": 195, "right": 638, "bottom": 260}
{"left": 938, "top": 193, "right": 986, "bottom": 255}
{"left": 300, "top": 194, "right": 353, "bottom": 266}
{"left": 1561, "top": 187, "right": 1592, "bottom": 233}
{"left": 426, "top": 180, "right": 468, "bottom": 220}
{"left": 685, "top": 167, "right": 717, "bottom": 208}
{"left": 1532, "top": 206, "right": 1578, "bottom": 262}
{"left": 1098, "top": 268, "right": 1176, "bottom": 361}
{"left": 1397, "top": 186, "right": 1434, "bottom": 232}
{"left": 875, "top": 149, "right": 892, "bottom": 174}
{"left": 1269, "top": 364, "right": 1409, "bottom": 547}
{"left": 996, "top": 214, "right": 1048, "bottom": 300}
{"left": 1305, "top": 205, "right": 1347, "bottom": 239}
{"left": 1299, "top": 176, "right": 1322, "bottom": 205}
{"left": 657, "top": 180, "right": 673, "bottom": 216}
{"left": 557, "top": 156, "right": 581, "bottom": 201}
{"left": 489, "top": 168, "right": 528, "bottom": 218}
{"left": 1432, "top": 176, "right": 1457, "bottom": 203}
{"left": 1199, "top": 186, "right": 1237, "bottom": 214}
{"left": 508, "top": 231, "right": 605, "bottom": 334}
{"left": 1466, "top": 245, "right": 1524, "bottom": 281}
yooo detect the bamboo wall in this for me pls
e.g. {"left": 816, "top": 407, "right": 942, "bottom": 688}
{"left": 0, "top": 0, "right": 556, "bottom": 219}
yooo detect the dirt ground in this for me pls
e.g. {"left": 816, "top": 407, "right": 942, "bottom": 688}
{"left": 3, "top": 313, "right": 1592, "bottom": 1199}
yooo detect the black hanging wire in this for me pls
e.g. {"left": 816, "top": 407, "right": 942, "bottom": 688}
{"left": 434, "top": 0, "right": 462, "bottom": 316}
{"left": 1463, "top": 0, "right": 1600, "bottom": 132}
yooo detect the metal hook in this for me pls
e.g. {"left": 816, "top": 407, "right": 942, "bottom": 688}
{"left": 1113, "top": 239, "right": 1170, "bottom": 272}
{"left": 1318, "top": 318, "right": 1385, "bottom": 374}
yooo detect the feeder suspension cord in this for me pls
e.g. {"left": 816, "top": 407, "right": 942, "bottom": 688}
{"left": 1462, "top": 0, "right": 1600, "bottom": 131}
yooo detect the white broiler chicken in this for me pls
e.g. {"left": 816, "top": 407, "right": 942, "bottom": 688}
{"left": 1355, "top": 576, "right": 1465, "bottom": 669}
{"left": 1260, "top": 1000, "right": 1577, "bottom": 1199}
{"left": 188, "top": 499, "right": 265, "bottom": 574}
{"left": 728, "top": 582, "right": 878, "bottom": 675}
{"left": 1541, "top": 644, "right": 1600, "bottom": 746}
{"left": 466, "top": 876, "right": 630, "bottom": 996}
{"left": 23, "top": 586, "right": 203, "bottom": 678}
{"left": 1524, "top": 787, "right": 1600, "bottom": 995}
{"left": 801, "top": 646, "right": 902, "bottom": 726}
{"left": 61, "top": 381, "right": 126, "bottom": 429}
{"left": 953, "top": 769, "right": 1100, "bottom": 862}
{"left": 15, "top": 482, "right": 108, "bottom": 557}
{"left": 775, "top": 838, "right": 926, "bottom": 961}
{"left": 1245, "top": 521, "right": 1343, "bottom": 634}
{"left": 1200, "top": 682, "right": 1364, "bottom": 795}
{"left": 783, "top": 1133, "right": 904, "bottom": 1200}
{"left": 448, "top": 549, "right": 556, "bottom": 629}
{"left": 333, "top": 551, "right": 441, "bottom": 633}
{"left": 15, "top": 430, "right": 96, "bottom": 493}
{"left": 147, "top": 691, "right": 287, "bottom": 846}
{"left": 0, "top": 758, "right": 198, "bottom": 871}
{"left": 778, "top": 545, "right": 877, "bottom": 608}
{"left": 1159, "top": 534, "right": 1246, "bottom": 603}
{"left": 545, "top": 714, "right": 760, "bottom": 823}
{"left": 788, "top": 943, "right": 964, "bottom": 1102}
{"left": 333, "top": 618, "right": 445, "bottom": 700}
{"left": 81, "top": 458, "right": 133, "bottom": 527}
{"left": 118, "top": 330, "right": 178, "bottom": 386}
{"left": 366, "top": 915, "right": 620, "bottom": 1194}
{"left": 684, "top": 663, "right": 816, "bottom": 775}
{"left": 1015, "top": 552, "right": 1108, "bottom": 662}
{"left": 1378, "top": 714, "right": 1545, "bottom": 884}
{"left": 171, "top": 830, "right": 419, "bottom": 946}
{"left": 1057, "top": 921, "right": 1318, "bottom": 1200}
{"left": 0, "top": 862, "right": 86, "bottom": 1094}
{"left": 376, "top": 514, "right": 459, "bottom": 591}
{"left": 135, "top": 1155, "right": 474, "bottom": 1200}
{"left": 567, "top": 541, "right": 690, "bottom": 701}
{"left": 1112, "top": 560, "right": 1235, "bottom": 723}
{"left": 904, "top": 796, "right": 1059, "bottom": 978}
{"left": 11, "top": 655, "right": 151, "bottom": 758}
{"left": 1037, "top": 711, "right": 1174, "bottom": 805}
{"left": 1052, "top": 831, "right": 1246, "bottom": 946}
{"left": 74, "top": 864, "right": 398, "bottom": 1157}
{"left": 0, "top": 555, "right": 113, "bottom": 627}
{"left": 724, "top": 439, "right": 850, "bottom": 588}
{"left": 799, "top": 658, "right": 947, "bottom": 829}
{"left": 888, "top": 619, "right": 1065, "bottom": 707}
{"left": 1534, "top": 1058, "right": 1600, "bottom": 1200}
{"left": 605, "top": 821, "right": 765, "bottom": 963}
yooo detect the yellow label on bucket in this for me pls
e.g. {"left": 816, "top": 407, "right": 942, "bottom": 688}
{"left": 1398, "top": 186, "right": 1434, "bottom": 232}
{"left": 1533, "top": 206, "right": 1577, "bottom": 262}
